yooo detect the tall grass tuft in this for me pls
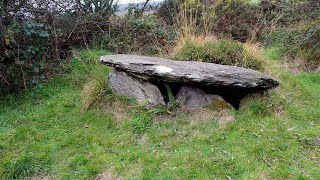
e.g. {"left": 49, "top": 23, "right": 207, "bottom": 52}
{"left": 175, "top": 0, "right": 215, "bottom": 36}
{"left": 70, "top": 49, "right": 114, "bottom": 111}
{"left": 130, "top": 112, "right": 152, "bottom": 133}
{"left": 172, "top": 35, "right": 263, "bottom": 70}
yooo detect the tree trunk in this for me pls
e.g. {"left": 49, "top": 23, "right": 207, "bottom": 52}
{"left": 139, "top": 0, "right": 150, "bottom": 16}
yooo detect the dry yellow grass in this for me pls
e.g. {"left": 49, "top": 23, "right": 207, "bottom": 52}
{"left": 81, "top": 80, "right": 101, "bottom": 111}
{"left": 171, "top": 34, "right": 265, "bottom": 70}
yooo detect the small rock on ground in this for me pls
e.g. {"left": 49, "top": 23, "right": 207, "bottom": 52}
{"left": 315, "top": 136, "right": 320, "bottom": 146}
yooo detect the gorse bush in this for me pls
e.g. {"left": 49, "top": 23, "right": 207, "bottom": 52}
{"left": 172, "top": 36, "right": 263, "bottom": 70}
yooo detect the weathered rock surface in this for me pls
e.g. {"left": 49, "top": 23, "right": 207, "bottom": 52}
{"left": 176, "top": 86, "right": 233, "bottom": 109}
{"left": 206, "top": 94, "right": 234, "bottom": 110}
{"left": 108, "top": 71, "right": 165, "bottom": 107}
{"left": 176, "top": 86, "right": 208, "bottom": 108}
{"left": 101, "top": 54, "right": 279, "bottom": 90}
{"left": 315, "top": 136, "right": 320, "bottom": 146}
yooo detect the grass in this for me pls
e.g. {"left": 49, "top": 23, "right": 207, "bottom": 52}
{"left": 0, "top": 48, "right": 319, "bottom": 179}
{"left": 172, "top": 35, "right": 263, "bottom": 70}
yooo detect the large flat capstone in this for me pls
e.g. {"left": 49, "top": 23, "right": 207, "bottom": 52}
{"left": 100, "top": 54, "right": 279, "bottom": 90}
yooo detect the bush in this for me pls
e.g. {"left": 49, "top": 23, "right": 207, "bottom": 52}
{"left": 302, "top": 23, "right": 320, "bottom": 66}
{"left": 0, "top": 0, "right": 177, "bottom": 95}
{"left": 212, "top": 39, "right": 244, "bottom": 65}
{"left": 92, "top": 15, "right": 178, "bottom": 56}
{"left": 0, "top": 20, "right": 54, "bottom": 94}
{"left": 212, "top": 0, "right": 260, "bottom": 42}
{"left": 0, "top": 0, "right": 118, "bottom": 95}
{"left": 173, "top": 40, "right": 210, "bottom": 62}
{"left": 158, "top": 0, "right": 320, "bottom": 43}
{"left": 157, "top": 0, "right": 179, "bottom": 26}
{"left": 172, "top": 36, "right": 263, "bottom": 70}
{"left": 263, "top": 22, "right": 320, "bottom": 69}
{"left": 158, "top": 0, "right": 261, "bottom": 41}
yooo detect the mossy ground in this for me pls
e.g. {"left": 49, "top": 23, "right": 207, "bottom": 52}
{"left": 0, "top": 49, "right": 319, "bottom": 179}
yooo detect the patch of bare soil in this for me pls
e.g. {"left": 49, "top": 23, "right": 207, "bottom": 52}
{"left": 100, "top": 100, "right": 132, "bottom": 121}
{"left": 31, "top": 172, "right": 54, "bottom": 180}
{"left": 283, "top": 55, "right": 319, "bottom": 74}
{"left": 95, "top": 170, "right": 124, "bottom": 180}
{"left": 269, "top": 104, "right": 286, "bottom": 117}
{"left": 155, "top": 107, "right": 235, "bottom": 128}
{"left": 215, "top": 110, "right": 236, "bottom": 128}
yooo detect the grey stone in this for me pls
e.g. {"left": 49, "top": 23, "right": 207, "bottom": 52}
{"left": 316, "top": 136, "right": 320, "bottom": 146}
{"left": 101, "top": 54, "right": 279, "bottom": 90}
{"left": 176, "top": 86, "right": 208, "bottom": 108}
{"left": 175, "top": 86, "right": 233, "bottom": 109}
{"left": 108, "top": 71, "right": 165, "bottom": 107}
{"left": 205, "top": 94, "right": 234, "bottom": 110}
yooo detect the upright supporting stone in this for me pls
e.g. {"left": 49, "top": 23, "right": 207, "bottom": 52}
{"left": 176, "top": 86, "right": 233, "bottom": 109}
{"left": 108, "top": 71, "right": 165, "bottom": 107}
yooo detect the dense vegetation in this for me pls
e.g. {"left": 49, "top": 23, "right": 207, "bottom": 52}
{"left": 1, "top": 0, "right": 319, "bottom": 94}
{"left": 0, "top": 0, "right": 319, "bottom": 179}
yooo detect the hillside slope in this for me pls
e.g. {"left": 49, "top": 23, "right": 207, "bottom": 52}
{"left": 0, "top": 49, "right": 319, "bottom": 179}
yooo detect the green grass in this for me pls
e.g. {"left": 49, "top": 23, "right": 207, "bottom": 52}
{"left": 0, "top": 49, "right": 319, "bottom": 179}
